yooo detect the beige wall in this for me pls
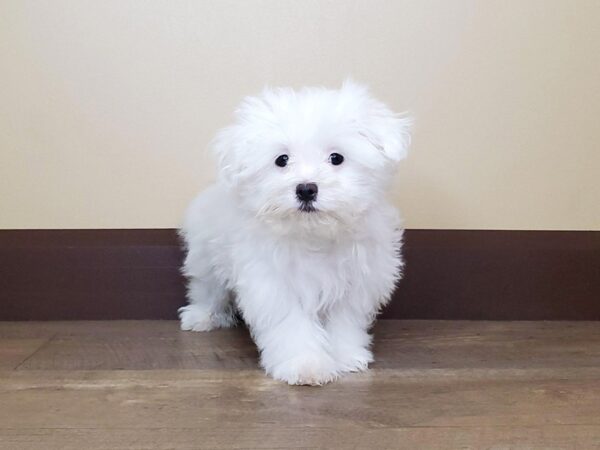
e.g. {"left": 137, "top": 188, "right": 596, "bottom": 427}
{"left": 1, "top": 0, "right": 599, "bottom": 230}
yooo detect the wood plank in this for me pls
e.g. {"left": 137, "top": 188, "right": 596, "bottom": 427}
{"left": 2, "top": 425, "right": 600, "bottom": 450}
{"left": 1, "top": 369, "right": 600, "bottom": 449}
{"left": 0, "top": 320, "right": 176, "bottom": 338}
{"left": 11, "top": 320, "right": 600, "bottom": 370}
{"left": 12, "top": 322, "right": 257, "bottom": 370}
{"left": 373, "top": 320, "right": 600, "bottom": 369}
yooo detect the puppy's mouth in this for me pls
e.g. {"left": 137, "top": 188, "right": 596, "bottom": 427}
{"left": 298, "top": 201, "right": 317, "bottom": 213}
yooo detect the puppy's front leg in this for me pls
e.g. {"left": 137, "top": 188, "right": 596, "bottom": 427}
{"left": 236, "top": 280, "right": 338, "bottom": 385}
{"left": 326, "top": 302, "right": 374, "bottom": 373}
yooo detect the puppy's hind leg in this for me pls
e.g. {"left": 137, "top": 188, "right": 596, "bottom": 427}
{"left": 179, "top": 276, "right": 236, "bottom": 332}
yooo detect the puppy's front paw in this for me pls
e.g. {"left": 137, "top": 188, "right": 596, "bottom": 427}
{"left": 269, "top": 353, "right": 339, "bottom": 386}
{"left": 335, "top": 346, "right": 373, "bottom": 373}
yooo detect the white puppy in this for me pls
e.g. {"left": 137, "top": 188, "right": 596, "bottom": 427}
{"left": 179, "top": 81, "right": 411, "bottom": 385}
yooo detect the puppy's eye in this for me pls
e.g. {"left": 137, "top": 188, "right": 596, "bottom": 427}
{"left": 329, "top": 153, "right": 344, "bottom": 166}
{"left": 275, "top": 154, "right": 289, "bottom": 167}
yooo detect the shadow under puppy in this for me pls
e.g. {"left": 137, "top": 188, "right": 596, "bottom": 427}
{"left": 179, "top": 80, "right": 411, "bottom": 385}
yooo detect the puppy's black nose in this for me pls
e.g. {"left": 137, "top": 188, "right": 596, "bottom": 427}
{"left": 296, "top": 183, "right": 318, "bottom": 202}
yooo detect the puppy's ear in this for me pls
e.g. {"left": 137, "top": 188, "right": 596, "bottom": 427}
{"left": 341, "top": 80, "right": 412, "bottom": 162}
{"left": 361, "top": 111, "right": 412, "bottom": 163}
{"left": 212, "top": 93, "right": 275, "bottom": 186}
{"left": 211, "top": 124, "right": 244, "bottom": 187}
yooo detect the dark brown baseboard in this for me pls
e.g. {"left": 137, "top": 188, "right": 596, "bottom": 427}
{"left": 0, "top": 229, "right": 598, "bottom": 320}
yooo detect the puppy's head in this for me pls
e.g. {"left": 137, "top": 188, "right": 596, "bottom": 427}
{"left": 213, "top": 80, "right": 411, "bottom": 236}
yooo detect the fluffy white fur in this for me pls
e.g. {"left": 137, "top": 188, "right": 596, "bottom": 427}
{"left": 179, "top": 81, "right": 411, "bottom": 385}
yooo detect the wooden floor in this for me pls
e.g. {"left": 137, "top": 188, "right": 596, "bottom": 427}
{"left": 1, "top": 321, "right": 600, "bottom": 449}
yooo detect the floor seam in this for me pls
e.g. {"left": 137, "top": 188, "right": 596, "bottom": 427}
{"left": 13, "top": 333, "right": 58, "bottom": 370}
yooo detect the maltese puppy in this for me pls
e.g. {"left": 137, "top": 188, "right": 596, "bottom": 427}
{"left": 179, "top": 81, "right": 411, "bottom": 385}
